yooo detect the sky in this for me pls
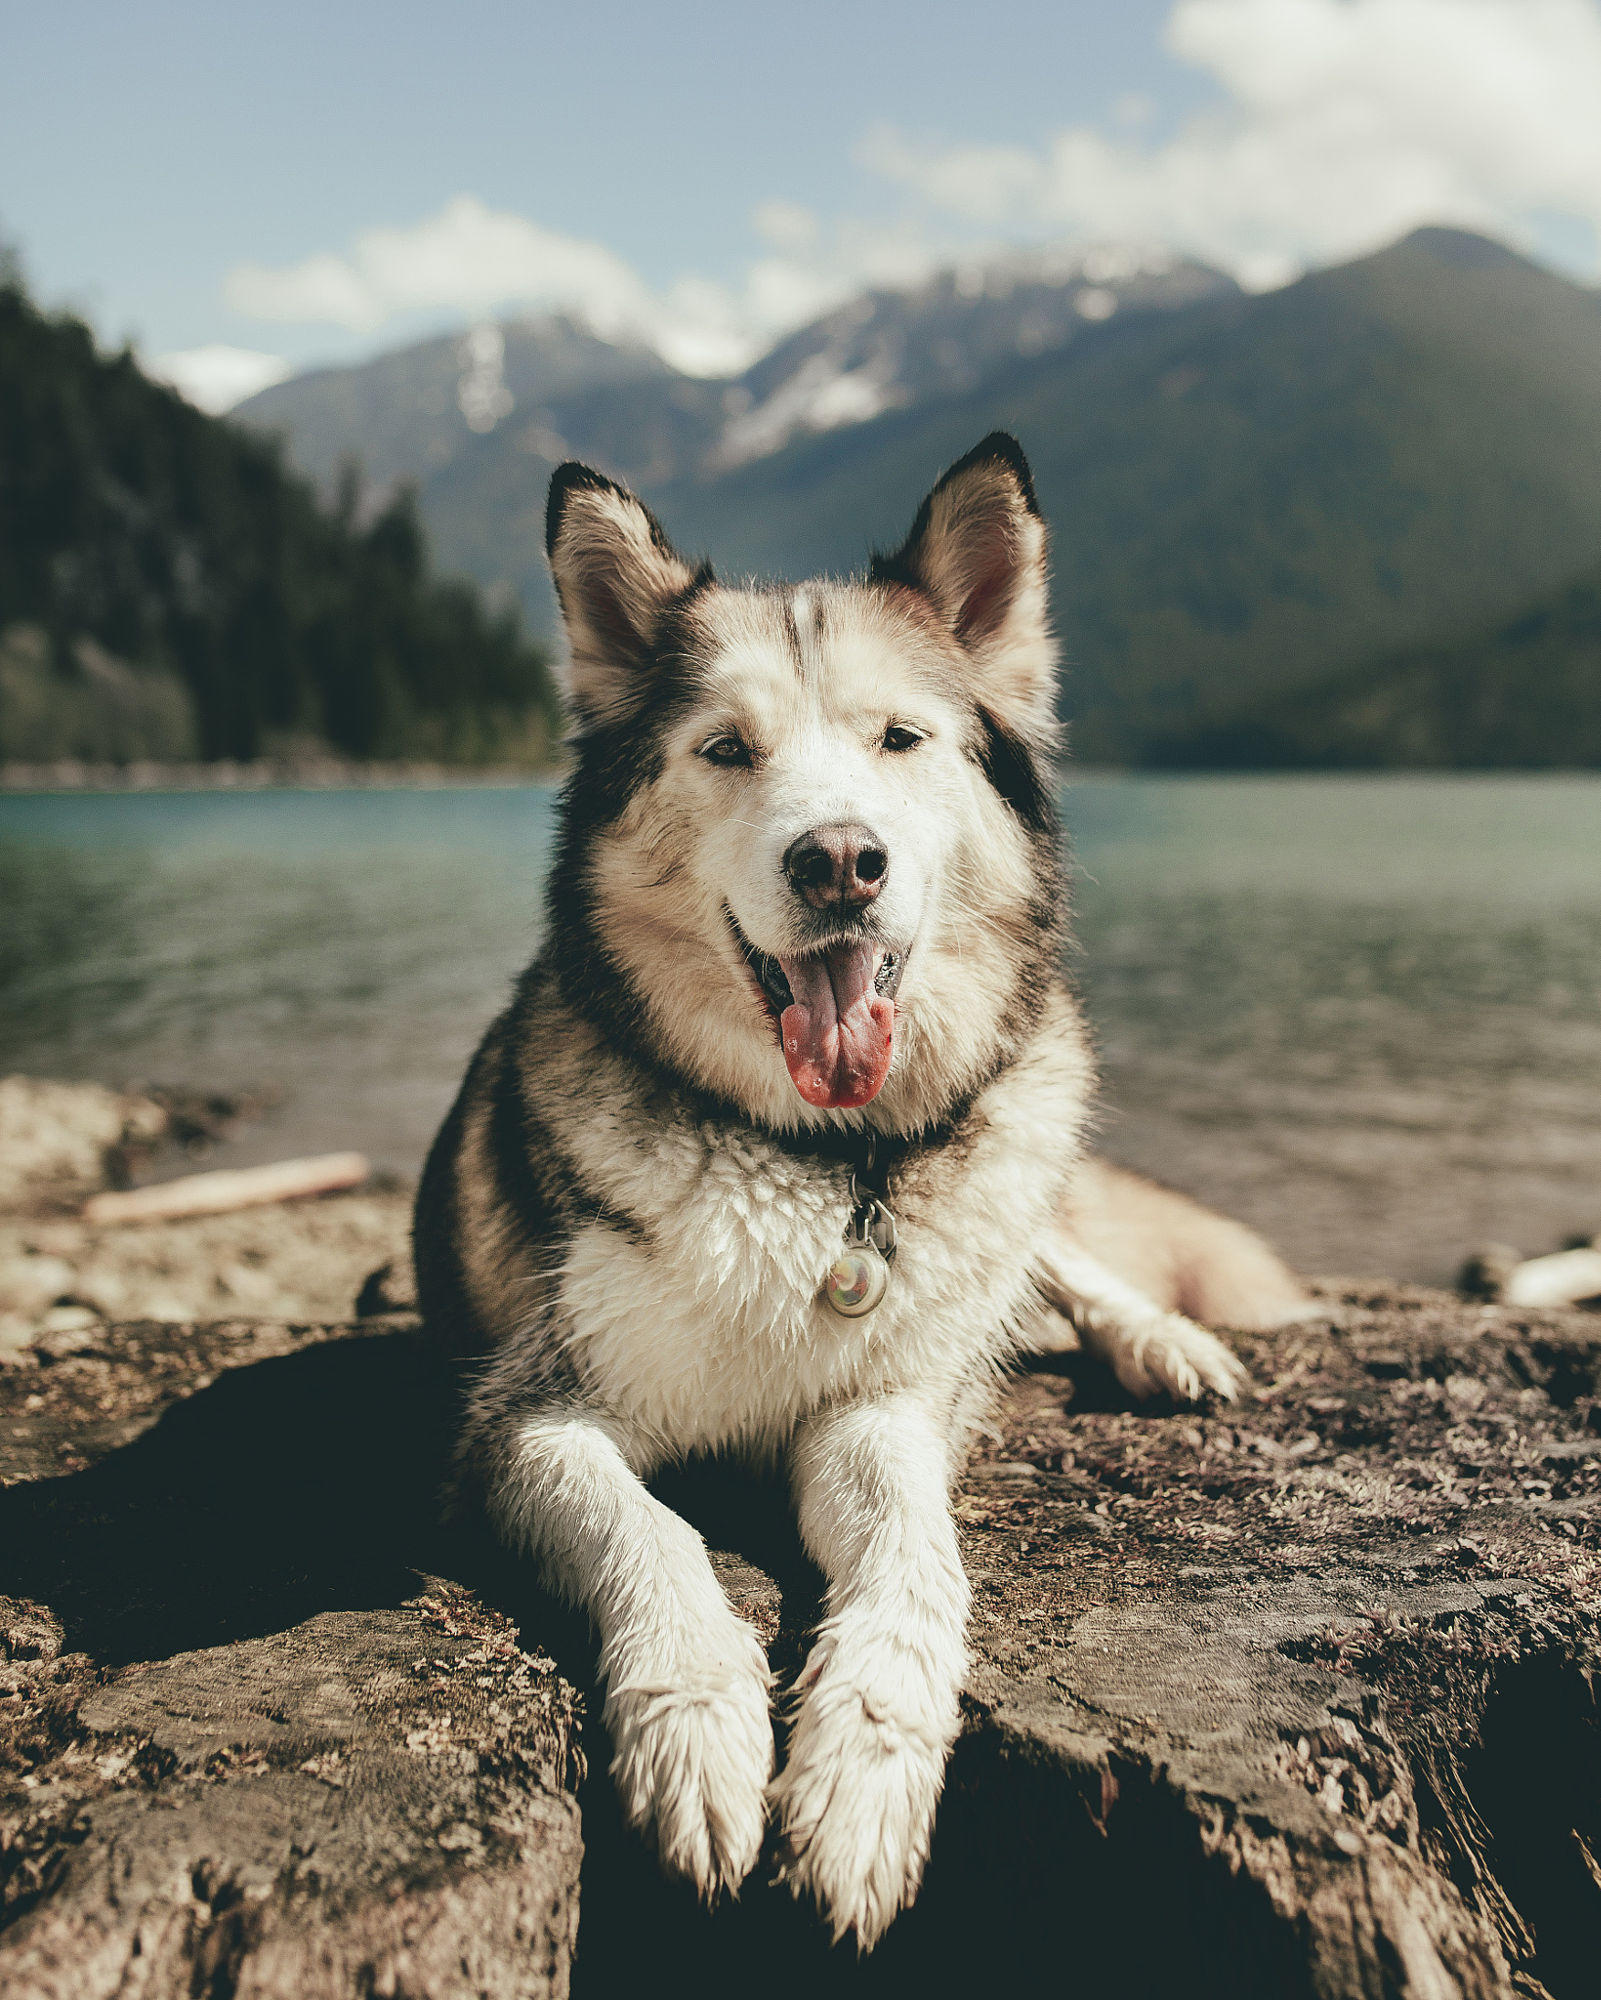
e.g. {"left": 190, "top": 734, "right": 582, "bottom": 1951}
{"left": 4, "top": 0, "right": 1601, "bottom": 409}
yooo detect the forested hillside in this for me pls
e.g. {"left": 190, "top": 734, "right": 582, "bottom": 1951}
{"left": 20, "top": 224, "right": 1601, "bottom": 771}
{"left": 1150, "top": 557, "right": 1601, "bottom": 768}
{"left": 0, "top": 270, "right": 558, "bottom": 765}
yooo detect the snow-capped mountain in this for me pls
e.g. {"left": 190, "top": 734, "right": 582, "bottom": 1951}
{"left": 235, "top": 247, "right": 1236, "bottom": 496}
{"left": 715, "top": 246, "right": 1233, "bottom": 468}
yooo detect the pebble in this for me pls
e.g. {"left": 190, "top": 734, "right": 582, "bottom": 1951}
{"left": 0, "top": 1254, "right": 75, "bottom": 1317}
{"left": 40, "top": 1303, "right": 101, "bottom": 1335}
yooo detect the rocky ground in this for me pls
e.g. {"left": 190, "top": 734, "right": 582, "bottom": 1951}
{"left": 0, "top": 1190, "right": 412, "bottom": 1354}
{"left": 0, "top": 1076, "right": 413, "bottom": 1358}
{"left": 1, "top": 1082, "right": 1597, "bottom": 1998}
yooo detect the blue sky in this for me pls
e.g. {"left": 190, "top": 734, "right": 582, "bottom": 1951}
{"left": 5, "top": 1, "right": 1600, "bottom": 406}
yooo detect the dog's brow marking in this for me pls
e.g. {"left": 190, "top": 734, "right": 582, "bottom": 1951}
{"left": 790, "top": 587, "right": 820, "bottom": 683}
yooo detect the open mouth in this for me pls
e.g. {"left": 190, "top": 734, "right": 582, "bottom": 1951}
{"left": 726, "top": 909, "right": 906, "bottom": 1110}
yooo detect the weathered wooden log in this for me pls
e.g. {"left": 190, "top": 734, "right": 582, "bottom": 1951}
{"left": 0, "top": 1316, "right": 583, "bottom": 2000}
{"left": 2, "top": 1289, "right": 1597, "bottom": 1998}
{"left": 1459, "top": 1241, "right": 1601, "bottom": 1310}
{"left": 937, "top": 1292, "right": 1601, "bottom": 2000}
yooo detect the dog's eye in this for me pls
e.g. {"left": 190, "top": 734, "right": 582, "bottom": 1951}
{"left": 699, "top": 733, "right": 753, "bottom": 768}
{"left": 881, "top": 724, "right": 924, "bottom": 753}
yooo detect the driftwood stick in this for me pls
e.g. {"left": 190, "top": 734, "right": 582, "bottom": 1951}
{"left": 1500, "top": 1245, "right": 1601, "bottom": 1309}
{"left": 81, "top": 1152, "right": 369, "bottom": 1226}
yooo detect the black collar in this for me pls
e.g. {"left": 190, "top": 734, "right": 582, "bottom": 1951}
{"left": 733, "top": 1102, "right": 978, "bottom": 1194}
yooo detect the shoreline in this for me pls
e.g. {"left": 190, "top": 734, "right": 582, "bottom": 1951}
{"left": 0, "top": 756, "right": 564, "bottom": 793}
{"left": 8, "top": 758, "right": 1601, "bottom": 796}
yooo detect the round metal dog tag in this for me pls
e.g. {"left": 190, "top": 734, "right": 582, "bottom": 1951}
{"left": 823, "top": 1239, "right": 891, "bottom": 1318}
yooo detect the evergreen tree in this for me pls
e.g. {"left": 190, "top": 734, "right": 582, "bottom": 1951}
{"left": 0, "top": 271, "right": 559, "bottom": 764}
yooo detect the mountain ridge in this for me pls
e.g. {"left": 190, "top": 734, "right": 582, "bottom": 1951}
{"left": 639, "top": 227, "right": 1601, "bottom": 760}
{"left": 225, "top": 226, "right": 1601, "bottom": 767}
{"left": 235, "top": 247, "right": 1235, "bottom": 643}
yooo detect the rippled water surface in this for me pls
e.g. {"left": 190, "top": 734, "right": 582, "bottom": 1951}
{"left": 3, "top": 775, "right": 1599, "bottom": 1283}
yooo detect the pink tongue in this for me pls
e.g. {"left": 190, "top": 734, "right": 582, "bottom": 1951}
{"left": 776, "top": 943, "right": 894, "bottom": 1108}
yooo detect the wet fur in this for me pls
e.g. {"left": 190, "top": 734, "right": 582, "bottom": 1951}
{"left": 414, "top": 434, "right": 1307, "bottom": 1946}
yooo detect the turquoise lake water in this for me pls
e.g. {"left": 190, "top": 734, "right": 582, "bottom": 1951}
{"left": 3, "top": 774, "right": 1600, "bottom": 1284}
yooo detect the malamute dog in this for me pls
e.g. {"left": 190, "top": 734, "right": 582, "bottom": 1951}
{"left": 414, "top": 434, "right": 1306, "bottom": 1946}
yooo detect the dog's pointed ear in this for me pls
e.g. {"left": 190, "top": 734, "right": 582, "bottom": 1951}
{"left": 871, "top": 433, "right": 1056, "bottom": 742}
{"left": 546, "top": 462, "right": 706, "bottom": 723}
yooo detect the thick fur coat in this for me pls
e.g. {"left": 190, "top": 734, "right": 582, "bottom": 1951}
{"left": 414, "top": 434, "right": 1305, "bottom": 1946}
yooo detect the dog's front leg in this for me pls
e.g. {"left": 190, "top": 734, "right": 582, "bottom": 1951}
{"left": 773, "top": 1393, "right": 969, "bottom": 1949}
{"left": 494, "top": 1407, "right": 773, "bottom": 1898}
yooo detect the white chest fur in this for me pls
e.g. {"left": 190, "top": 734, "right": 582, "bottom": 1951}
{"left": 551, "top": 1084, "right": 1075, "bottom": 1457}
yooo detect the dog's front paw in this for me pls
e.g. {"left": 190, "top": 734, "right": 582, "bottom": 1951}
{"left": 772, "top": 1652, "right": 954, "bottom": 1949}
{"left": 1113, "top": 1312, "right": 1247, "bottom": 1402}
{"left": 606, "top": 1624, "right": 774, "bottom": 1899}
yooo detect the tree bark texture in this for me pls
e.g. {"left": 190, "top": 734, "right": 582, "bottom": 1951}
{"left": 1, "top": 1318, "right": 583, "bottom": 2000}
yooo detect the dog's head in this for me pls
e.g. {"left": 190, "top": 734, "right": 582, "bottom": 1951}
{"left": 545, "top": 433, "right": 1066, "bottom": 1133}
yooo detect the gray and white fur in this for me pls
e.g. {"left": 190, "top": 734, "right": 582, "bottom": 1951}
{"left": 414, "top": 434, "right": 1306, "bottom": 1947}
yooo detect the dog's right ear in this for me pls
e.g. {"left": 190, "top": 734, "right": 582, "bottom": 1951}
{"left": 545, "top": 463, "right": 704, "bottom": 723}
{"left": 870, "top": 432, "right": 1056, "bottom": 745}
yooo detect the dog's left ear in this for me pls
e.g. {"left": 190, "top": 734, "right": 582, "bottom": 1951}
{"left": 546, "top": 462, "right": 705, "bottom": 723}
{"left": 871, "top": 432, "right": 1056, "bottom": 742}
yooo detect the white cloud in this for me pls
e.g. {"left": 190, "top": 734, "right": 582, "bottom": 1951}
{"left": 215, "top": 3, "right": 1601, "bottom": 385}
{"left": 660, "top": 214, "right": 959, "bottom": 369}
{"left": 226, "top": 195, "right": 655, "bottom": 339}
{"left": 753, "top": 200, "right": 822, "bottom": 252}
{"left": 223, "top": 193, "right": 864, "bottom": 376}
{"left": 222, "top": 192, "right": 952, "bottom": 378}
{"left": 214, "top": 196, "right": 1186, "bottom": 388}
{"left": 146, "top": 344, "right": 292, "bottom": 413}
{"left": 865, "top": 0, "right": 1601, "bottom": 286}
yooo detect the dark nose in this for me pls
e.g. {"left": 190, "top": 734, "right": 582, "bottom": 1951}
{"left": 783, "top": 823, "right": 889, "bottom": 911}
